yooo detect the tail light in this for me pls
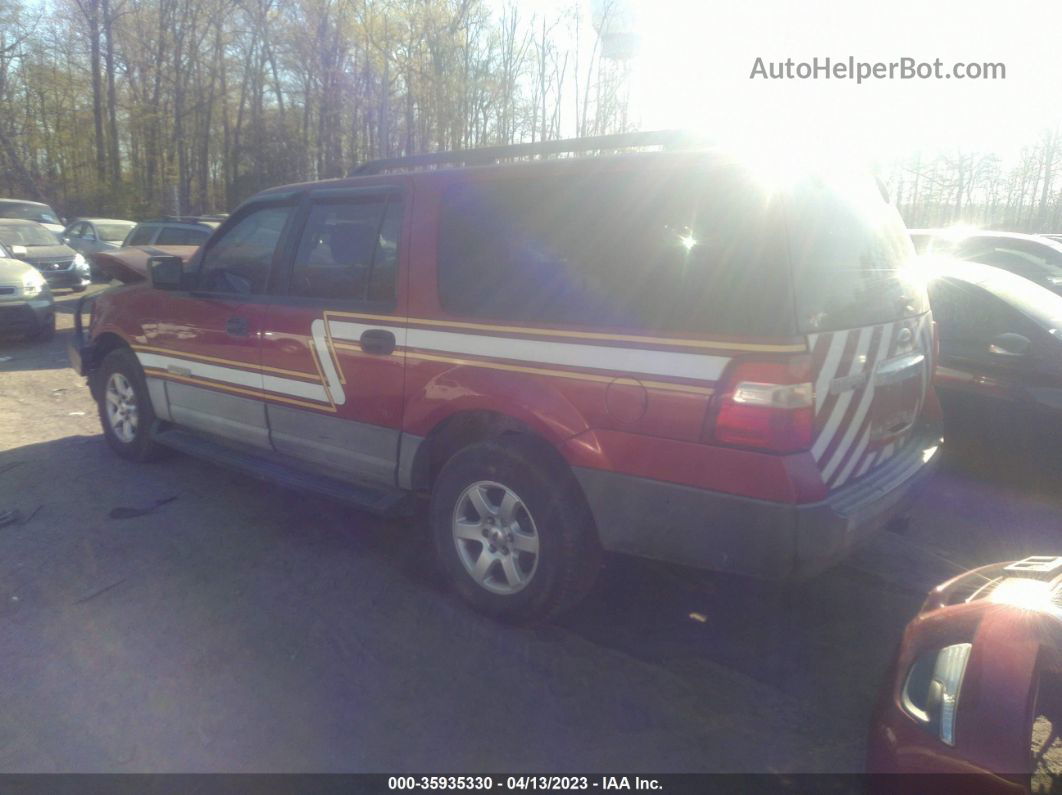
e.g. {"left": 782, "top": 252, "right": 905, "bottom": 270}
{"left": 706, "top": 356, "right": 813, "bottom": 453}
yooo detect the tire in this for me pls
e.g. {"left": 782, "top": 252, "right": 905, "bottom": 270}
{"left": 97, "top": 347, "right": 165, "bottom": 462}
{"left": 430, "top": 438, "right": 601, "bottom": 623}
{"left": 71, "top": 285, "right": 87, "bottom": 293}
{"left": 26, "top": 314, "right": 55, "bottom": 342}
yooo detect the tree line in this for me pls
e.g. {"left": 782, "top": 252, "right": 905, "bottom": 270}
{"left": 884, "top": 129, "right": 1062, "bottom": 233}
{"left": 0, "top": 0, "right": 633, "bottom": 219}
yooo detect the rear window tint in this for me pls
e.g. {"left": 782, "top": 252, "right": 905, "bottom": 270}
{"left": 785, "top": 176, "right": 927, "bottom": 333}
{"left": 156, "top": 225, "right": 210, "bottom": 246}
{"left": 437, "top": 167, "right": 793, "bottom": 336}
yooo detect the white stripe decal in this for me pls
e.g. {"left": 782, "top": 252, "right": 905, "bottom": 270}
{"left": 136, "top": 351, "right": 329, "bottom": 403}
{"left": 813, "top": 331, "right": 846, "bottom": 415}
{"left": 820, "top": 322, "right": 894, "bottom": 483}
{"left": 811, "top": 327, "right": 871, "bottom": 462}
{"left": 327, "top": 320, "right": 731, "bottom": 383}
{"left": 311, "top": 319, "right": 347, "bottom": 406}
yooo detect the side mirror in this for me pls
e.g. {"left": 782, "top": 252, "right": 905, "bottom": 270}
{"left": 148, "top": 255, "right": 184, "bottom": 290}
{"left": 989, "top": 332, "right": 1031, "bottom": 357}
{"left": 10, "top": 245, "right": 27, "bottom": 258}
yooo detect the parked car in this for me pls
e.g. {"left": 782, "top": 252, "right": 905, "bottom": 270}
{"left": 68, "top": 134, "right": 942, "bottom": 621}
{"left": 911, "top": 229, "right": 1062, "bottom": 296}
{"left": 926, "top": 259, "right": 1062, "bottom": 447}
{"left": 0, "top": 219, "right": 91, "bottom": 292}
{"left": 0, "top": 198, "right": 65, "bottom": 235}
{"left": 0, "top": 243, "right": 55, "bottom": 341}
{"left": 868, "top": 555, "right": 1062, "bottom": 790}
{"left": 62, "top": 218, "right": 136, "bottom": 275}
{"left": 121, "top": 216, "right": 220, "bottom": 248}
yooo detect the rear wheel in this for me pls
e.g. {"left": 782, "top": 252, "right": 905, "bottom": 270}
{"left": 97, "top": 348, "right": 165, "bottom": 462}
{"left": 430, "top": 439, "right": 600, "bottom": 623}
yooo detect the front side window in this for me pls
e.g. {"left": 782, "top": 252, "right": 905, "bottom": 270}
{"left": 198, "top": 205, "right": 293, "bottom": 295}
{"left": 436, "top": 168, "right": 790, "bottom": 335}
{"left": 289, "top": 196, "right": 401, "bottom": 303}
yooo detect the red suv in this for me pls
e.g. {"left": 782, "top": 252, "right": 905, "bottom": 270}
{"left": 69, "top": 134, "right": 942, "bottom": 621}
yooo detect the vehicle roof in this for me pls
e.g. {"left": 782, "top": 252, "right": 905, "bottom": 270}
{"left": 71, "top": 217, "right": 135, "bottom": 225}
{"left": 913, "top": 228, "right": 1061, "bottom": 247}
{"left": 0, "top": 218, "right": 43, "bottom": 226}
{"left": 0, "top": 198, "right": 50, "bottom": 207}
{"left": 250, "top": 149, "right": 739, "bottom": 202}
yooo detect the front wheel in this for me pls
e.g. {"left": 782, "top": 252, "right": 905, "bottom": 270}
{"left": 430, "top": 439, "right": 600, "bottom": 623}
{"left": 97, "top": 348, "right": 166, "bottom": 462}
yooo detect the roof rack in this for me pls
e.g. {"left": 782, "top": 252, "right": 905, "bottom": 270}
{"left": 350, "top": 129, "right": 708, "bottom": 177}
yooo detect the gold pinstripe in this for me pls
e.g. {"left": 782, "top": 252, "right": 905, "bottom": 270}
{"left": 143, "top": 367, "right": 338, "bottom": 412}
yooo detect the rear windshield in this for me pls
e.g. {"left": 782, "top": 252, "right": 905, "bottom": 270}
{"left": 785, "top": 175, "right": 927, "bottom": 333}
{"left": 97, "top": 222, "right": 135, "bottom": 242}
{"left": 437, "top": 165, "right": 794, "bottom": 337}
{"left": 0, "top": 202, "right": 60, "bottom": 225}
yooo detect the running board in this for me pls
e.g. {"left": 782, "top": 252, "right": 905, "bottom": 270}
{"left": 153, "top": 428, "right": 415, "bottom": 518}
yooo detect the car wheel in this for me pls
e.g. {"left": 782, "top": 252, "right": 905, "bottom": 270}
{"left": 430, "top": 438, "right": 600, "bottom": 623}
{"left": 97, "top": 348, "right": 165, "bottom": 462}
{"left": 71, "top": 285, "right": 87, "bottom": 293}
{"left": 26, "top": 314, "right": 55, "bottom": 342}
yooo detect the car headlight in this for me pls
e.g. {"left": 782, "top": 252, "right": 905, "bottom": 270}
{"left": 21, "top": 270, "right": 45, "bottom": 297}
{"left": 901, "top": 642, "right": 972, "bottom": 745}
{"left": 73, "top": 252, "right": 89, "bottom": 271}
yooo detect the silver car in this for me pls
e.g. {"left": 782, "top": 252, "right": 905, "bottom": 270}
{"left": 0, "top": 239, "right": 55, "bottom": 340}
{"left": 62, "top": 218, "right": 136, "bottom": 278}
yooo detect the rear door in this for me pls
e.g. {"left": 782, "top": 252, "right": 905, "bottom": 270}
{"left": 787, "top": 176, "right": 934, "bottom": 490}
{"left": 142, "top": 201, "right": 298, "bottom": 448}
{"left": 258, "top": 185, "right": 408, "bottom": 486}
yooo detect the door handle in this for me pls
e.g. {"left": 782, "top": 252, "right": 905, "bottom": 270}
{"left": 226, "top": 316, "right": 249, "bottom": 337}
{"left": 360, "top": 329, "right": 396, "bottom": 355}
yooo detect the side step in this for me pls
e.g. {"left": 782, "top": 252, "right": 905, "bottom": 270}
{"left": 153, "top": 428, "right": 415, "bottom": 518}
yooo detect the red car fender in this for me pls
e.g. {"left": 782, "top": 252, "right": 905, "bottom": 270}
{"left": 401, "top": 363, "right": 592, "bottom": 454}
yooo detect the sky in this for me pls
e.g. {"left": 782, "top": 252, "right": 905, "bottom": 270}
{"left": 596, "top": 0, "right": 1062, "bottom": 166}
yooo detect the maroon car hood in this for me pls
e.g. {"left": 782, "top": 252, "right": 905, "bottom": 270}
{"left": 94, "top": 245, "right": 198, "bottom": 283}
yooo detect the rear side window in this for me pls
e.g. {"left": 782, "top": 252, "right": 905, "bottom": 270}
{"left": 156, "top": 225, "right": 210, "bottom": 246}
{"left": 126, "top": 225, "right": 156, "bottom": 246}
{"left": 289, "top": 196, "right": 400, "bottom": 302}
{"left": 786, "top": 176, "right": 927, "bottom": 333}
{"left": 437, "top": 168, "right": 792, "bottom": 336}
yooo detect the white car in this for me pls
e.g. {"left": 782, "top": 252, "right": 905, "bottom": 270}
{"left": 0, "top": 240, "right": 55, "bottom": 340}
{"left": 0, "top": 198, "right": 65, "bottom": 235}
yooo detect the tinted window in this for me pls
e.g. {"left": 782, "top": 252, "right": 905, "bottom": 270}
{"left": 156, "top": 225, "right": 211, "bottom": 246}
{"left": 437, "top": 168, "right": 791, "bottom": 335}
{"left": 929, "top": 279, "right": 1024, "bottom": 343}
{"left": 199, "top": 205, "right": 292, "bottom": 295}
{"left": 786, "top": 175, "right": 927, "bottom": 333}
{"left": 957, "top": 239, "right": 1062, "bottom": 278}
{"left": 289, "top": 196, "right": 400, "bottom": 302}
{"left": 126, "top": 225, "right": 157, "bottom": 246}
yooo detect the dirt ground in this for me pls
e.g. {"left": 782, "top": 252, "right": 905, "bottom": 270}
{"left": 1, "top": 285, "right": 1060, "bottom": 772}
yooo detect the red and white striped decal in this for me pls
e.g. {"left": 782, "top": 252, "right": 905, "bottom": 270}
{"left": 807, "top": 312, "right": 932, "bottom": 490}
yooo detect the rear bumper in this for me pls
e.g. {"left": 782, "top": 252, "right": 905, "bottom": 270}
{"left": 573, "top": 427, "right": 942, "bottom": 580}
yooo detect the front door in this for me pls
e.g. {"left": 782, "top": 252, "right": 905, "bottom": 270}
{"left": 258, "top": 186, "right": 408, "bottom": 486}
{"left": 140, "top": 202, "right": 298, "bottom": 449}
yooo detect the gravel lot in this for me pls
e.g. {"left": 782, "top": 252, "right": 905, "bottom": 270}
{"left": 1, "top": 284, "right": 1060, "bottom": 772}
